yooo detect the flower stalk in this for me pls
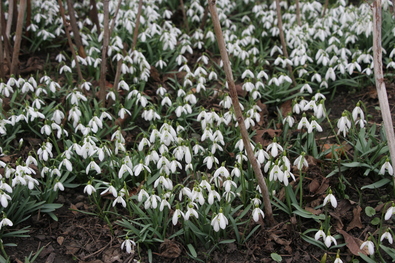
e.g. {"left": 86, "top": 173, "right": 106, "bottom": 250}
{"left": 207, "top": 0, "right": 275, "bottom": 226}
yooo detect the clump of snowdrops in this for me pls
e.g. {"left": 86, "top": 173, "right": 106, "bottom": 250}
{"left": 1, "top": 0, "right": 395, "bottom": 262}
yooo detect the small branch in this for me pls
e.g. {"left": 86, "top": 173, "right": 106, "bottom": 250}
{"left": 275, "top": 0, "right": 296, "bottom": 86}
{"left": 322, "top": 0, "right": 329, "bottom": 17}
{"left": 180, "top": 0, "right": 190, "bottom": 33}
{"left": 58, "top": 0, "right": 83, "bottom": 82}
{"left": 10, "top": 0, "right": 27, "bottom": 76}
{"left": 66, "top": 0, "right": 86, "bottom": 58}
{"left": 373, "top": 0, "right": 395, "bottom": 186}
{"left": 109, "top": 0, "right": 122, "bottom": 36}
{"left": 208, "top": 0, "right": 275, "bottom": 226}
{"left": 132, "top": 0, "right": 143, "bottom": 51}
{"left": 99, "top": 0, "right": 110, "bottom": 104}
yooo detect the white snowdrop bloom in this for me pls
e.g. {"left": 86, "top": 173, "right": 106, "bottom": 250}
{"left": 324, "top": 234, "right": 337, "bottom": 248}
{"left": 255, "top": 148, "right": 270, "bottom": 164}
{"left": 86, "top": 160, "right": 101, "bottom": 174}
{"left": 0, "top": 217, "right": 13, "bottom": 230}
{"left": 360, "top": 240, "right": 375, "bottom": 255}
{"left": 88, "top": 116, "right": 103, "bottom": 133}
{"left": 381, "top": 231, "right": 393, "bottom": 244}
{"left": 113, "top": 193, "right": 127, "bottom": 208}
{"left": 211, "top": 209, "right": 228, "bottom": 232}
{"left": 118, "top": 107, "right": 131, "bottom": 119}
{"left": 223, "top": 178, "right": 237, "bottom": 192}
{"left": 121, "top": 238, "right": 136, "bottom": 254}
{"left": 337, "top": 112, "right": 351, "bottom": 137}
{"left": 133, "top": 162, "right": 151, "bottom": 176}
{"left": 203, "top": 154, "right": 219, "bottom": 170}
{"left": 308, "top": 119, "right": 323, "bottom": 133}
{"left": 379, "top": 159, "right": 394, "bottom": 176}
{"left": 252, "top": 206, "right": 265, "bottom": 222}
{"left": 84, "top": 183, "right": 96, "bottom": 195}
{"left": 300, "top": 83, "right": 312, "bottom": 94}
{"left": 0, "top": 192, "right": 11, "bottom": 208}
{"left": 172, "top": 208, "right": 184, "bottom": 225}
{"left": 352, "top": 104, "right": 365, "bottom": 122}
{"left": 191, "top": 187, "right": 205, "bottom": 205}
{"left": 323, "top": 191, "right": 337, "bottom": 208}
{"left": 184, "top": 202, "right": 199, "bottom": 220}
{"left": 315, "top": 229, "right": 326, "bottom": 241}
{"left": 283, "top": 115, "right": 295, "bottom": 127}
{"left": 144, "top": 193, "right": 161, "bottom": 209}
{"left": 266, "top": 140, "right": 283, "bottom": 158}
{"left": 54, "top": 181, "right": 65, "bottom": 191}
{"left": 138, "top": 137, "right": 151, "bottom": 151}
{"left": 269, "top": 163, "right": 283, "bottom": 182}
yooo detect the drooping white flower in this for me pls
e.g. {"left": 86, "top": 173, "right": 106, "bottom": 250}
{"left": 323, "top": 190, "right": 337, "bottom": 208}
{"left": 385, "top": 204, "right": 395, "bottom": 220}
{"left": 252, "top": 206, "right": 265, "bottom": 222}
{"left": 211, "top": 209, "right": 228, "bottom": 232}
{"left": 172, "top": 208, "right": 184, "bottom": 225}
{"left": 121, "top": 238, "right": 136, "bottom": 254}
{"left": 0, "top": 217, "right": 13, "bottom": 230}
{"left": 324, "top": 233, "right": 337, "bottom": 248}
{"left": 380, "top": 230, "right": 393, "bottom": 244}
{"left": 314, "top": 228, "right": 326, "bottom": 241}
{"left": 293, "top": 152, "right": 308, "bottom": 170}
{"left": 360, "top": 240, "right": 375, "bottom": 255}
{"left": 84, "top": 183, "right": 96, "bottom": 195}
{"left": 266, "top": 138, "right": 283, "bottom": 158}
{"left": 337, "top": 111, "right": 351, "bottom": 137}
{"left": 379, "top": 159, "right": 394, "bottom": 176}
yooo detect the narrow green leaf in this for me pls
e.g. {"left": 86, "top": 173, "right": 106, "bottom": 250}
{"left": 361, "top": 178, "right": 391, "bottom": 190}
{"left": 187, "top": 243, "right": 197, "bottom": 258}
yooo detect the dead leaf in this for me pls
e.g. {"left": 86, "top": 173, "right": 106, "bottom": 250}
{"left": 0, "top": 155, "right": 11, "bottom": 163}
{"left": 57, "top": 236, "right": 64, "bottom": 245}
{"left": 347, "top": 206, "right": 364, "bottom": 231}
{"left": 236, "top": 83, "right": 247, "bottom": 97}
{"left": 157, "top": 239, "right": 181, "bottom": 258}
{"left": 304, "top": 206, "right": 322, "bottom": 215}
{"left": 308, "top": 179, "right": 320, "bottom": 193}
{"left": 70, "top": 204, "right": 79, "bottom": 215}
{"left": 280, "top": 100, "right": 292, "bottom": 117}
{"left": 337, "top": 229, "right": 367, "bottom": 256}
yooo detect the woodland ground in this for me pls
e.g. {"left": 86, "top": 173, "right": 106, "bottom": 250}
{"left": 3, "top": 52, "right": 395, "bottom": 262}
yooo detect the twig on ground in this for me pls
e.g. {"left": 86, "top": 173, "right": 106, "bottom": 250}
{"left": 208, "top": 0, "right": 275, "bottom": 226}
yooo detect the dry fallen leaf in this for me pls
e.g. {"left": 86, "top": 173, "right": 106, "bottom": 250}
{"left": 347, "top": 206, "right": 364, "bottom": 231}
{"left": 57, "top": 236, "right": 64, "bottom": 245}
{"left": 337, "top": 229, "right": 367, "bottom": 256}
{"left": 280, "top": 99, "right": 293, "bottom": 117}
{"left": 308, "top": 178, "right": 320, "bottom": 193}
{"left": 157, "top": 239, "right": 181, "bottom": 258}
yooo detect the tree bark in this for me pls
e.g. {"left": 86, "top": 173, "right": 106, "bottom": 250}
{"left": 10, "top": 0, "right": 27, "bottom": 76}
{"left": 373, "top": 0, "right": 395, "bottom": 186}
{"left": 207, "top": 0, "right": 275, "bottom": 226}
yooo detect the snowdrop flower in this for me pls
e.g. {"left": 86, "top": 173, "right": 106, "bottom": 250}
{"left": 203, "top": 154, "right": 219, "bottom": 170}
{"left": 0, "top": 216, "right": 13, "bottom": 230}
{"left": 337, "top": 111, "right": 351, "bottom": 137}
{"left": 266, "top": 138, "right": 283, "bottom": 158}
{"left": 385, "top": 203, "right": 395, "bottom": 220}
{"left": 283, "top": 114, "right": 295, "bottom": 127}
{"left": 297, "top": 114, "right": 310, "bottom": 130}
{"left": 118, "top": 106, "right": 131, "bottom": 119}
{"left": 381, "top": 230, "right": 393, "bottom": 244}
{"left": 184, "top": 202, "right": 199, "bottom": 220}
{"left": 0, "top": 192, "right": 11, "bottom": 208}
{"left": 308, "top": 117, "right": 323, "bottom": 133}
{"left": 334, "top": 250, "right": 343, "bottom": 263}
{"left": 101, "top": 184, "right": 118, "bottom": 198}
{"left": 172, "top": 207, "right": 184, "bottom": 225}
{"left": 282, "top": 167, "right": 296, "bottom": 186}
{"left": 113, "top": 192, "right": 127, "bottom": 208}
{"left": 294, "top": 152, "right": 308, "bottom": 170}
{"left": 352, "top": 102, "right": 365, "bottom": 122}
{"left": 54, "top": 180, "right": 65, "bottom": 191}
{"left": 86, "top": 159, "right": 101, "bottom": 174}
{"left": 360, "top": 239, "right": 375, "bottom": 255}
{"left": 323, "top": 189, "right": 337, "bottom": 208}
{"left": 121, "top": 237, "right": 136, "bottom": 254}
{"left": 252, "top": 205, "right": 265, "bottom": 222}
{"left": 379, "top": 158, "right": 393, "bottom": 176}
{"left": 207, "top": 186, "right": 221, "bottom": 205}
{"left": 211, "top": 208, "right": 228, "bottom": 232}
{"left": 324, "top": 232, "right": 337, "bottom": 248}
{"left": 269, "top": 161, "right": 283, "bottom": 182}
{"left": 84, "top": 182, "right": 96, "bottom": 195}
{"left": 314, "top": 228, "right": 326, "bottom": 241}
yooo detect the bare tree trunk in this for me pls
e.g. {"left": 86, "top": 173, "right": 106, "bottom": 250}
{"left": 322, "top": 0, "right": 329, "bottom": 17}
{"left": 373, "top": 0, "right": 395, "bottom": 187}
{"left": 66, "top": 0, "right": 86, "bottom": 58}
{"left": 208, "top": 0, "right": 275, "bottom": 226}
{"left": 90, "top": 0, "right": 101, "bottom": 35}
{"left": 99, "top": 0, "right": 110, "bottom": 104}
{"left": 275, "top": 0, "right": 296, "bottom": 86}
{"left": 5, "top": 0, "right": 14, "bottom": 38}
{"left": 180, "top": 0, "right": 190, "bottom": 33}
{"left": 10, "top": 0, "right": 27, "bottom": 76}
{"left": 1, "top": 8, "right": 12, "bottom": 74}
{"left": 58, "top": 0, "right": 83, "bottom": 82}
{"left": 0, "top": 2, "right": 4, "bottom": 79}
{"left": 295, "top": 0, "right": 301, "bottom": 27}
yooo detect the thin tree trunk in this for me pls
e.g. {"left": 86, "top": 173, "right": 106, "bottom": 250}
{"left": 5, "top": 0, "right": 14, "bottom": 38}
{"left": 90, "top": 0, "right": 101, "bottom": 35}
{"left": 10, "top": 0, "right": 27, "bottom": 76}
{"left": 66, "top": 0, "right": 86, "bottom": 58}
{"left": 99, "top": 0, "right": 110, "bottom": 104}
{"left": 322, "top": 0, "right": 329, "bottom": 17}
{"left": 58, "top": 0, "right": 83, "bottom": 82}
{"left": 1, "top": 8, "right": 12, "bottom": 74}
{"left": 180, "top": 0, "right": 190, "bottom": 33}
{"left": 295, "top": 0, "right": 301, "bottom": 27}
{"left": 275, "top": 0, "right": 296, "bottom": 86}
{"left": 208, "top": 0, "right": 275, "bottom": 226}
{"left": 373, "top": 0, "right": 395, "bottom": 187}
{"left": 0, "top": 2, "right": 4, "bottom": 79}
